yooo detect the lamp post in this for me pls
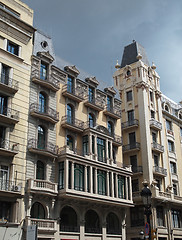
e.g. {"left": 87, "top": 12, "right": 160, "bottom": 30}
{"left": 141, "top": 181, "right": 152, "bottom": 240}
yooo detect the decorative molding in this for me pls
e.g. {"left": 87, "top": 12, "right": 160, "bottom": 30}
{"left": 64, "top": 65, "right": 80, "bottom": 76}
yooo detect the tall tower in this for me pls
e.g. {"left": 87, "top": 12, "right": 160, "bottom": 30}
{"left": 113, "top": 41, "right": 168, "bottom": 239}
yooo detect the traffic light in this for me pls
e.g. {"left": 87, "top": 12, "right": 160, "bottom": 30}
{"left": 151, "top": 229, "right": 157, "bottom": 239}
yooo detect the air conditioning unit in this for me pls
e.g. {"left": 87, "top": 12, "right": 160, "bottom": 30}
{"left": 12, "top": 185, "right": 21, "bottom": 192}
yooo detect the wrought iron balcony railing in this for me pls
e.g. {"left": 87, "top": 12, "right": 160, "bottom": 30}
{"left": 122, "top": 119, "right": 139, "bottom": 129}
{"left": 132, "top": 165, "right": 143, "bottom": 173}
{"left": 58, "top": 145, "right": 89, "bottom": 157}
{"left": 28, "top": 138, "right": 58, "bottom": 155}
{"left": 0, "top": 139, "right": 19, "bottom": 153}
{"left": 0, "top": 107, "right": 19, "bottom": 121}
{"left": 0, "top": 74, "right": 19, "bottom": 91}
{"left": 150, "top": 119, "right": 162, "bottom": 130}
{"left": 84, "top": 95, "right": 105, "bottom": 110}
{"left": 122, "top": 142, "right": 140, "bottom": 152}
{"left": 30, "top": 103, "right": 59, "bottom": 122}
{"left": 152, "top": 142, "right": 164, "bottom": 152}
{"left": 62, "top": 84, "right": 84, "bottom": 100}
{"left": 61, "top": 115, "right": 84, "bottom": 130}
{"left": 153, "top": 166, "right": 167, "bottom": 176}
{"left": 105, "top": 104, "right": 121, "bottom": 118}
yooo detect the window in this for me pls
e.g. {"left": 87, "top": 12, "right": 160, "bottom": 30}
{"left": 108, "top": 121, "right": 113, "bottom": 135}
{"left": 74, "top": 164, "right": 84, "bottom": 191}
{"left": 83, "top": 135, "right": 88, "bottom": 155}
{"left": 0, "top": 126, "right": 6, "bottom": 147}
{"left": 108, "top": 142, "right": 111, "bottom": 159}
{"left": 154, "top": 155, "right": 159, "bottom": 167}
{"left": 1, "top": 64, "right": 10, "bottom": 85}
{"left": 130, "top": 206, "right": 144, "bottom": 227}
{"left": 106, "top": 213, "right": 120, "bottom": 234}
{"left": 67, "top": 135, "right": 73, "bottom": 150}
{"left": 157, "top": 206, "right": 165, "bottom": 226}
{"left": 156, "top": 178, "right": 161, "bottom": 191}
{"left": 40, "top": 62, "right": 47, "bottom": 80}
{"left": 85, "top": 210, "right": 101, "bottom": 233}
{"left": 130, "top": 155, "right": 137, "bottom": 172}
{"left": 97, "top": 170, "right": 106, "bottom": 195}
{"left": 172, "top": 209, "right": 181, "bottom": 228}
{"left": 58, "top": 162, "right": 64, "bottom": 190}
{"left": 0, "top": 201, "right": 11, "bottom": 222}
{"left": 89, "top": 113, "right": 95, "bottom": 128}
{"left": 173, "top": 183, "right": 178, "bottom": 195}
{"left": 31, "top": 202, "right": 45, "bottom": 219}
{"left": 107, "top": 96, "right": 112, "bottom": 111}
{"left": 60, "top": 206, "right": 78, "bottom": 232}
{"left": 7, "top": 40, "right": 19, "bottom": 56}
{"left": 126, "top": 90, "right": 132, "bottom": 102}
{"left": 97, "top": 138, "right": 106, "bottom": 162}
{"left": 166, "top": 120, "right": 172, "bottom": 130}
{"left": 168, "top": 140, "right": 174, "bottom": 152}
{"left": 0, "top": 165, "right": 9, "bottom": 191}
{"left": 165, "top": 105, "right": 169, "bottom": 112}
{"left": 39, "top": 92, "right": 46, "bottom": 113}
{"left": 67, "top": 104, "right": 73, "bottom": 124}
{"left": 118, "top": 175, "right": 125, "bottom": 198}
{"left": 128, "top": 110, "right": 134, "bottom": 123}
{"left": 179, "top": 113, "right": 182, "bottom": 120}
{"left": 36, "top": 161, "right": 44, "bottom": 180}
{"left": 67, "top": 76, "right": 73, "bottom": 93}
{"left": 129, "top": 132, "right": 136, "bottom": 146}
{"left": 132, "top": 179, "right": 139, "bottom": 192}
{"left": 151, "top": 110, "right": 155, "bottom": 119}
{"left": 112, "top": 146, "right": 117, "bottom": 164}
{"left": 89, "top": 87, "right": 94, "bottom": 103}
{"left": 170, "top": 162, "right": 177, "bottom": 174}
{"left": 127, "top": 70, "right": 131, "bottom": 76}
{"left": 152, "top": 132, "right": 157, "bottom": 143}
{"left": 0, "top": 95, "right": 8, "bottom": 116}
{"left": 37, "top": 126, "right": 45, "bottom": 149}
{"left": 92, "top": 136, "right": 95, "bottom": 154}
{"left": 150, "top": 91, "right": 153, "bottom": 102}
{"left": 180, "top": 127, "right": 182, "bottom": 137}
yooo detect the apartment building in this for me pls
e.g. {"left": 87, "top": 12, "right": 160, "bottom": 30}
{"left": 24, "top": 30, "right": 133, "bottom": 240}
{"left": 113, "top": 41, "right": 182, "bottom": 240}
{"left": 0, "top": 0, "right": 35, "bottom": 236}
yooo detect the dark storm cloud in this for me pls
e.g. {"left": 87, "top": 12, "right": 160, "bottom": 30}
{"left": 23, "top": 0, "right": 182, "bottom": 102}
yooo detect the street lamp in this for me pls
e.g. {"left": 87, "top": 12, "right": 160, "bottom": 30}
{"left": 141, "top": 180, "right": 152, "bottom": 240}
{"left": 139, "top": 230, "right": 144, "bottom": 239}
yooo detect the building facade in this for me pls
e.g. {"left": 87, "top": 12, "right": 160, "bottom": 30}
{"left": 24, "top": 30, "right": 133, "bottom": 240}
{"left": 113, "top": 41, "right": 182, "bottom": 240}
{"left": 0, "top": 0, "right": 35, "bottom": 236}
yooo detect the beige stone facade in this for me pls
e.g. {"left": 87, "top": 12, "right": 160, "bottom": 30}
{"left": 0, "top": 0, "right": 35, "bottom": 236}
{"left": 113, "top": 41, "right": 182, "bottom": 240}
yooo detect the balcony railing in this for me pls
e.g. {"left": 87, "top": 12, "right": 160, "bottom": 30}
{"left": 150, "top": 119, "right": 162, "bottom": 130}
{"left": 31, "top": 69, "right": 60, "bottom": 91}
{"left": 58, "top": 145, "right": 89, "bottom": 157}
{"left": 0, "top": 107, "right": 19, "bottom": 123}
{"left": 153, "top": 166, "right": 167, "bottom": 176}
{"left": 61, "top": 115, "right": 84, "bottom": 131}
{"left": 28, "top": 138, "right": 58, "bottom": 157}
{"left": 30, "top": 103, "right": 59, "bottom": 123}
{"left": 152, "top": 142, "right": 164, "bottom": 153}
{"left": 132, "top": 166, "right": 143, "bottom": 173}
{"left": 29, "top": 218, "right": 56, "bottom": 231}
{"left": 104, "top": 104, "right": 121, "bottom": 119}
{"left": 0, "top": 139, "right": 19, "bottom": 156}
{"left": 85, "top": 227, "right": 102, "bottom": 234}
{"left": 0, "top": 179, "right": 21, "bottom": 192}
{"left": 27, "top": 179, "right": 58, "bottom": 194}
{"left": 122, "top": 119, "right": 139, "bottom": 129}
{"left": 84, "top": 95, "right": 105, "bottom": 111}
{"left": 122, "top": 142, "right": 140, "bottom": 152}
{"left": 60, "top": 225, "right": 79, "bottom": 232}
{"left": 62, "top": 84, "right": 84, "bottom": 101}
{"left": 0, "top": 74, "right": 19, "bottom": 93}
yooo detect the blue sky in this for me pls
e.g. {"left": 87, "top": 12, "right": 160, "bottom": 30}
{"left": 23, "top": 0, "right": 182, "bottom": 103}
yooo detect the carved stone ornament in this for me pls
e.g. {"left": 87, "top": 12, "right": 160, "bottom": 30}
{"left": 104, "top": 86, "right": 116, "bottom": 96}
{"left": 85, "top": 76, "right": 99, "bottom": 87}
{"left": 96, "top": 125, "right": 110, "bottom": 135}
{"left": 155, "top": 90, "right": 162, "bottom": 99}
{"left": 37, "top": 51, "right": 54, "bottom": 63}
{"left": 64, "top": 65, "right": 80, "bottom": 76}
{"left": 136, "top": 81, "right": 149, "bottom": 91}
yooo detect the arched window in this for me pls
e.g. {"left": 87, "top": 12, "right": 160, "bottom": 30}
{"left": 30, "top": 202, "right": 45, "bottom": 219}
{"left": 67, "top": 135, "right": 73, "bottom": 150}
{"left": 89, "top": 113, "right": 95, "bottom": 128}
{"left": 108, "top": 121, "right": 113, "bottom": 135}
{"left": 106, "top": 212, "right": 120, "bottom": 234}
{"left": 67, "top": 104, "right": 73, "bottom": 124}
{"left": 85, "top": 210, "right": 101, "bottom": 233}
{"left": 39, "top": 92, "right": 46, "bottom": 113}
{"left": 38, "top": 125, "right": 45, "bottom": 149}
{"left": 165, "top": 105, "right": 169, "bottom": 112}
{"left": 36, "top": 161, "right": 45, "bottom": 180}
{"left": 60, "top": 206, "right": 78, "bottom": 232}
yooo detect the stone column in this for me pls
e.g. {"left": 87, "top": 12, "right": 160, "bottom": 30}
{"left": 95, "top": 135, "right": 97, "bottom": 161}
{"left": 95, "top": 168, "right": 97, "bottom": 194}
{"left": 84, "top": 165, "right": 87, "bottom": 192}
{"left": 111, "top": 172, "right": 114, "bottom": 197}
{"left": 115, "top": 173, "right": 118, "bottom": 198}
{"left": 90, "top": 166, "right": 93, "bottom": 193}
{"left": 71, "top": 161, "right": 74, "bottom": 189}
{"left": 65, "top": 160, "right": 69, "bottom": 191}
{"left": 106, "top": 171, "right": 110, "bottom": 196}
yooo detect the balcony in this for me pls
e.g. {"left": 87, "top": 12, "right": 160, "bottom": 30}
{"left": 27, "top": 179, "right": 58, "bottom": 196}
{"left": 0, "top": 74, "right": 18, "bottom": 95}
{"left": 62, "top": 84, "right": 84, "bottom": 102}
{"left": 84, "top": 96, "right": 105, "bottom": 111}
{"left": 122, "top": 142, "right": 140, "bottom": 153}
{"left": 0, "top": 139, "right": 19, "bottom": 156}
{"left": 30, "top": 103, "right": 59, "bottom": 124}
{"left": 153, "top": 166, "right": 167, "bottom": 176}
{"left": 132, "top": 166, "right": 143, "bottom": 174}
{"left": 28, "top": 139, "right": 58, "bottom": 158}
{"left": 152, "top": 142, "right": 164, "bottom": 153}
{"left": 150, "top": 119, "right": 162, "bottom": 131}
{"left": 61, "top": 115, "right": 84, "bottom": 133}
{"left": 122, "top": 119, "right": 139, "bottom": 130}
{"left": 0, "top": 179, "right": 22, "bottom": 197}
{"left": 26, "top": 217, "right": 56, "bottom": 233}
{"left": 58, "top": 145, "right": 88, "bottom": 158}
{"left": 0, "top": 107, "right": 19, "bottom": 125}
{"left": 31, "top": 69, "right": 60, "bottom": 92}
{"left": 112, "top": 134, "right": 122, "bottom": 146}
{"left": 103, "top": 105, "right": 121, "bottom": 119}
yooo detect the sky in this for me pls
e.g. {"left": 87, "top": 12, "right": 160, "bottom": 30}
{"left": 23, "top": 0, "right": 182, "bottom": 103}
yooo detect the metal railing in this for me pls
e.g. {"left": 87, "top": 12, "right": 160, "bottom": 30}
{"left": 61, "top": 115, "right": 84, "bottom": 129}
{"left": 150, "top": 119, "right": 162, "bottom": 130}
{"left": 0, "top": 179, "right": 21, "bottom": 192}
{"left": 153, "top": 166, "right": 167, "bottom": 176}
{"left": 30, "top": 103, "right": 59, "bottom": 121}
{"left": 85, "top": 227, "right": 102, "bottom": 234}
{"left": 122, "top": 142, "right": 140, "bottom": 152}
{"left": 58, "top": 145, "right": 89, "bottom": 157}
{"left": 107, "top": 229, "right": 122, "bottom": 235}
{"left": 62, "top": 84, "right": 84, "bottom": 99}
{"left": 0, "top": 139, "right": 19, "bottom": 152}
{"left": 85, "top": 95, "right": 105, "bottom": 109}
{"left": 31, "top": 69, "right": 60, "bottom": 89}
{"left": 132, "top": 166, "right": 143, "bottom": 173}
{"left": 106, "top": 104, "right": 121, "bottom": 117}
{"left": 152, "top": 142, "right": 164, "bottom": 152}
{"left": 28, "top": 138, "right": 58, "bottom": 155}
{"left": 60, "top": 225, "right": 79, "bottom": 232}
{"left": 122, "top": 119, "right": 139, "bottom": 129}
{"left": 0, "top": 107, "right": 19, "bottom": 121}
{"left": 0, "top": 74, "right": 18, "bottom": 91}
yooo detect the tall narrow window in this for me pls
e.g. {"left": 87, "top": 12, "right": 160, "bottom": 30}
{"left": 30, "top": 202, "right": 45, "bottom": 219}
{"left": 152, "top": 132, "right": 157, "bottom": 143}
{"left": 74, "top": 164, "right": 84, "bottom": 191}
{"left": 58, "top": 162, "right": 64, "bottom": 190}
{"left": 0, "top": 165, "right": 9, "bottom": 190}
{"left": 97, "top": 170, "right": 106, "bottom": 195}
{"left": 126, "top": 90, "right": 132, "bottom": 102}
{"left": 118, "top": 175, "right": 125, "bottom": 199}
{"left": 97, "top": 138, "right": 106, "bottom": 162}
{"left": 168, "top": 140, "right": 174, "bottom": 152}
{"left": 39, "top": 92, "right": 46, "bottom": 113}
{"left": 67, "top": 135, "right": 73, "bottom": 150}
{"left": 157, "top": 206, "right": 165, "bottom": 226}
{"left": 92, "top": 136, "right": 95, "bottom": 154}
{"left": 89, "top": 113, "right": 95, "bottom": 128}
{"left": 83, "top": 135, "right": 88, "bottom": 155}
{"left": 130, "top": 155, "right": 137, "bottom": 173}
{"left": 40, "top": 62, "right": 47, "bottom": 80}
{"left": 108, "top": 121, "right": 113, "bottom": 135}
{"left": 170, "top": 162, "right": 177, "bottom": 174}
{"left": 150, "top": 91, "right": 153, "bottom": 102}
{"left": 128, "top": 110, "right": 134, "bottom": 124}
{"left": 107, "top": 96, "right": 112, "bottom": 111}
{"left": 108, "top": 142, "right": 111, "bottom": 159}
{"left": 154, "top": 155, "right": 159, "bottom": 167}
{"left": 67, "top": 76, "right": 73, "bottom": 93}
{"left": 129, "top": 132, "right": 136, "bottom": 147}
{"left": 0, "top": 126, "right": 6, "bottom": 147}
{"left": 166, "top": 120, "right": 172, "bottom": 130}
{"left": 172, "top": 209, "right": 181, "bottom": 228}
{"left": 89, "top": 87, "right": 94, "bottom": 103}
{"left": 1, "top": 65, "right": 10, "bottom": 85}
{"left": 37, "top": 126, "right": 45, "bottom": 149}
{"left": 0, "top": 95, "right": 8, "bottom": 116}
{"left": 67, "top": 104, "right": 73, "bottom": 124}
{"left": 36, "top": 161, "right": 44, "bottom": 180}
